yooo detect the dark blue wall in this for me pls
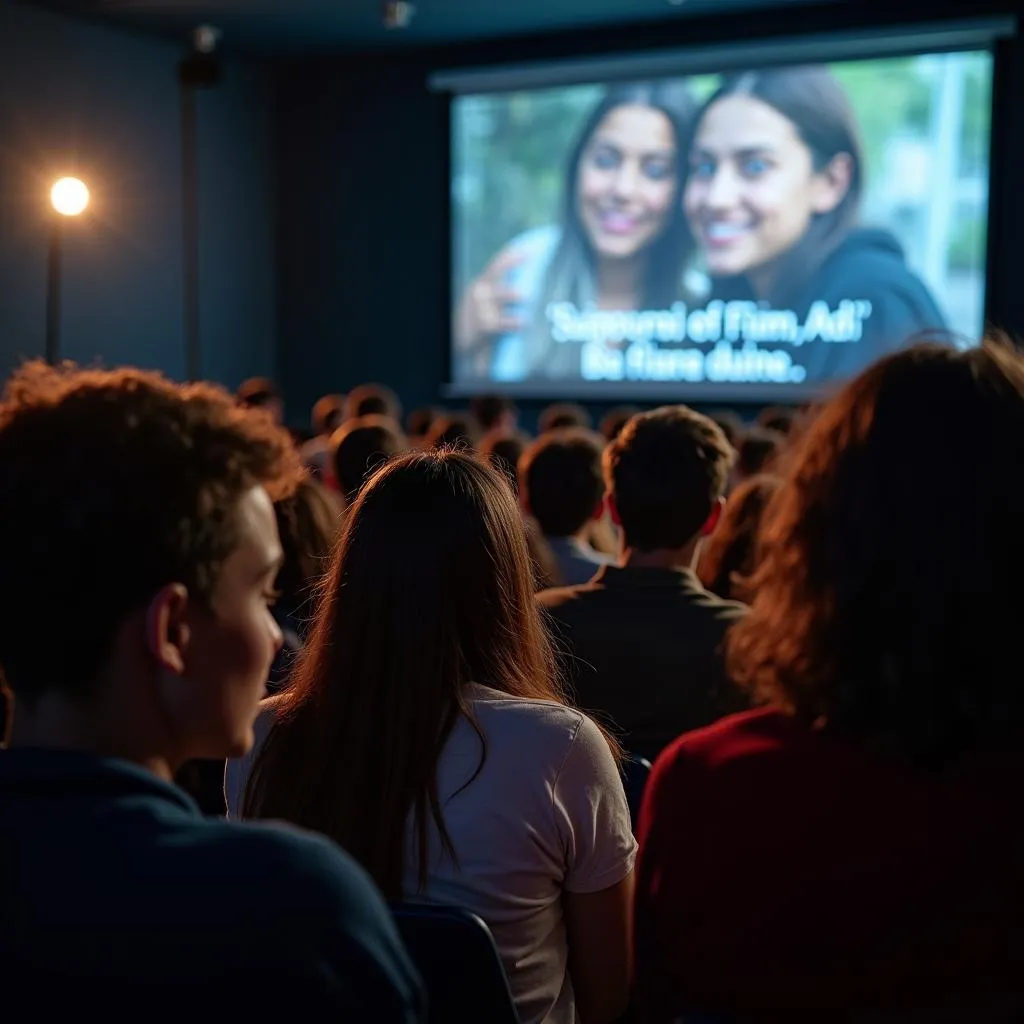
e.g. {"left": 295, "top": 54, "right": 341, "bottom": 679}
{"left": 274, "top": 1, "right": 1024, "bottom": 425}
{"left": 276, "top": 58, "right": 447, "bottom": 422}
{"left": 0, "top": 1, "right": 275, "bottom": 385}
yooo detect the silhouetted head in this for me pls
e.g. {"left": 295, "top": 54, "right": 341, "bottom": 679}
{"left": 519, "top": 429, "right": 605, "bottom": 540}
{"left": 605, "top": 405, "right": 734, "bottom": 553}
{"left": 345, "top": 383, "right": 402, "bottom": 423}
{"left": 331, "top": 414, "right": 407, "bottom": 505}
{"left": 469, "top": 394, "right": 518, "bottom": 434}
{"left": 600, "top": 405, "right": 643, "bottom": 443}
{"left": 539, "top": 402, "right": 593, "bottom": 434}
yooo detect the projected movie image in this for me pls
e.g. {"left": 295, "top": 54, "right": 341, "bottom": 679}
{"left": 451, "top": 52, "right": 993, "bottom": 392}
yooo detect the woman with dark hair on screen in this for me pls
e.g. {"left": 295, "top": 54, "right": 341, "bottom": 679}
{"left": 456, "top": 81, "right": 696, "bottom": 382}
{"left": 228, "top": 451, "right": 636, "bottom": 1024}
{"left": 683, "top": 67, "right": 946, "bottom": 383}
{"left": 635, "top": 338, "right": 1024, "bottom": 1019}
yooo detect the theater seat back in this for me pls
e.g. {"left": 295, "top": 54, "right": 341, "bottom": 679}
{"left": 393, "top": 903, "right": 520, "bottom": 1023}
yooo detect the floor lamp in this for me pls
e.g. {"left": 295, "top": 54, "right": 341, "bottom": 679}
{"left": 46, "top": 176, "right": 90, "bottom": 365}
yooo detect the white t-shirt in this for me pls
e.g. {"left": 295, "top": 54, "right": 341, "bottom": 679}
{"left": 225, "top": 684, "right": 636, "bottom": 1024}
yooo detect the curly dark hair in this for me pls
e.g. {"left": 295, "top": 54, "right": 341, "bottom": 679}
{"left": 0, "top": 361, "right": 303, "bottom": 703}
{"left": 728, "top": 339, "right": 1024, "bottom": 766}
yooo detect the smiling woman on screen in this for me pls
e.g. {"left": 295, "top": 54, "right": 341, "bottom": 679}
{"left": 455, "top": 81, "right": 696, "bottom": 382}
{"left": 682, "top": 67, "right": 948, "bottom": 382}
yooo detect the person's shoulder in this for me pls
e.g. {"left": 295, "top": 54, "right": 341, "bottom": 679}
{"left": 194, "top": 816, "right": 382, "bottom": 918}
{"left": 299, "top": 434, "right": 330, "bottom": 461}
{"left": 469, "top": 684, "right": 587, "bottom": 752}
{"left": 680, "top": 573, "right": 749, "bottom": 622}
{"left": 192, "top": 819, "right": 424, "bottom": 1016}
{"left": 819, "top": 229, "right": 941, "bottom": 310}
{"left": 824, "top": 228, "right": 905, "bottom": 273}
{"left": 688, "top": 580, "right": 748, "bottom": 617}
{"left": 655, "top": 707, "right": 795, "bottom": 777}
{"left": 471, "top": 683, "right": 586, "bottom": 725}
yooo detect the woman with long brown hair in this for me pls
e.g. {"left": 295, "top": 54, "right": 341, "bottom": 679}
{"left": 227, "top": 450, "right": 635, "bottom": 1024}
{"left": 635, "top": 339, "right": 1024, "bottom": 1019}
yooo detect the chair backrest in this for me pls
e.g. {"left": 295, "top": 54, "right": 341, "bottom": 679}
{"left": 622, "top": 755, "right": 653, "bottom": 829}
{"left": 392, "top": 904, "right": 520, "bottom": 1024}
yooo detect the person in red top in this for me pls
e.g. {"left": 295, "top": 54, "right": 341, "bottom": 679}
{"left": 634, "top": 337, "right": 1024, "bottom": 1021}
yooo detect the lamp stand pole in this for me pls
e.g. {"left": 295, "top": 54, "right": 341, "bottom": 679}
{"left": 45, "top": 219, "right": 62, "bottom": 365}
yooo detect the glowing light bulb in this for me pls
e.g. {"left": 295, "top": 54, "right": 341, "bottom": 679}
{"left": 50, "top": 177, "right": 90, "bottom": 217}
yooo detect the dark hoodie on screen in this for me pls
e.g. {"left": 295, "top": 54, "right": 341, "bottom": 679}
{"left": 713, "top": 227, "right": 950, "bottom": 385}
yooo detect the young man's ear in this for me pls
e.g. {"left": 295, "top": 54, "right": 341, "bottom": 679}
{"left": 700, "top": 496, "right": 726, "bottom": 537}
{"left": 605, "top": 493, "right": 621, "bottom": 527}
{"left": 145, "top": 584, "right": 191, "bottom": 675}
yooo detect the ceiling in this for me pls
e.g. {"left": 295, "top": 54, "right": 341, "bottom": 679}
{"left": 27, "top": 0, "right": 840, "bottom": 53}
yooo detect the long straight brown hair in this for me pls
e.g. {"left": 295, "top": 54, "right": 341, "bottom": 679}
{"left": 243, "top": 450, "right": 574, "bottom": 901}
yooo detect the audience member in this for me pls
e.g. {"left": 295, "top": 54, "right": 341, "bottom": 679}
{"left": 538, "top": 407, "right": 747, "bottom": 761}
{"left": 736, "top": 425, "right": 784, "bottom": 482}
{"left": 539, "top": 401, "right": 592, "bottom": 433}
{"left": 599, "top": 405, "right": 641, "bottom": 443}
{"left": 332, "top": 414, "right": 407, "bottom": 506}
{"left": 425, "top": 413, "right": 479, "bottom": 451}
{"left": 698, "top": 474, "right": 780, "bottom": 603}
{"left": 230, "top": 451, "right": 635, "bottom": 1024}
{"left": 406, "top": 405, "right": 442, "bottom": 447}
{"left": 346, "top": 382, "right": 402, "bottom": 423}
{"left": 0, "top": 363, "right": 423, "bottom": 1017}
{"left": 300, "top": 392, "right": 346, "bottom": 480}
{"left": 707, "top": 409, "right": 744, "bottom": 450}
{"left": 635, "top": 340, "right": 1024, "bottom": 1018}
{"left": 470, "top": 393, "right": 518, "bottom": 436}
{"left": 755, "top": 403, "right": 797, "bottom": 436}
{"left": 270, "top": 478, "right": 343, "bottom": 686}
{"left": 519, "top": 430, "right": 612, "bottom": 586}
{"left": 479, "top": 429, "right": 530, "bottom": 496}
{"left": 236, "top": 376, "right": 283, "bottom": 424}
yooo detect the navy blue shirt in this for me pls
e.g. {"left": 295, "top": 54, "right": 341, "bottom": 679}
{"left": 0, "top": 748, "right": 425, "bottom": 1018}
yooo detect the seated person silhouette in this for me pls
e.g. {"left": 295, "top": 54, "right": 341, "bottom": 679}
{"left": 519, "top": 429, "right": 613, "bottom": 587}
{"left": 538, "top": 406, "right": 747, "bottom": 761}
